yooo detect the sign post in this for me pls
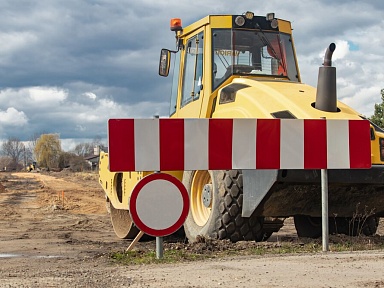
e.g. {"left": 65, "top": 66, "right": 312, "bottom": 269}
{"left": 321, "top": 117, "right": 329, "bottom": 252}
{"left": 321, "top": 168, "right": 329, "bottom": 252}
{"left": 129, "top": 173, "right": 189, "bottom": 259}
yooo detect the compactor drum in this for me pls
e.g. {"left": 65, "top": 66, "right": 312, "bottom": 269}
{"left": 99, "top": 12, "right": 384, "bottom": 242}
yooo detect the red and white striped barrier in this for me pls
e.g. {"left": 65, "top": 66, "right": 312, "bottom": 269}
{"left": 108, "top": 118, "right": 371, "bottom": 172}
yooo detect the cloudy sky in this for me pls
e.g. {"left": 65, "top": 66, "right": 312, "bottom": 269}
{"left": 0, "top": 0, "right": 383, "bottom": 151}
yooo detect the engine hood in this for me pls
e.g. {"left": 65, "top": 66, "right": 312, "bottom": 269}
{"left": 212, "top": 77, "right": 361, "bottom": 120}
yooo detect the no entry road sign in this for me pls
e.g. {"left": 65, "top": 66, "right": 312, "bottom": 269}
{"left": 129, "top": 173, "right": 189, "bottom": 237}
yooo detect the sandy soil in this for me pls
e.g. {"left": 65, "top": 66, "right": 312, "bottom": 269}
{"left": 0, "top": 171, "right": 383, "bottom": 287}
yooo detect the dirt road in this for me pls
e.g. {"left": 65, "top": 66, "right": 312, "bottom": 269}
{"left": 0, "top": 172, "right": 383, "bottom": 287}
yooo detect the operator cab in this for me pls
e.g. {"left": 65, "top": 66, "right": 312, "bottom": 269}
{"left": 159, "top": 12, "right": 301, "bottom": 117}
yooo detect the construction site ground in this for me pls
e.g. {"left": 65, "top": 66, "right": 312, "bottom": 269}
{"left": 0, "top": 171, "right": 383, "bottom": 287}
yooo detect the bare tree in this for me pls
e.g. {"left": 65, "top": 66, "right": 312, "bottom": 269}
{"left": 74, "top": 142, "right": 93, "bottom": 157}
{"left": 1, "top": 137, "right": 25, "bottom": 170}
{"left": 0, "top": 156, "right": 12, "bottom": 171}
{"left": 28, "top": 132, "right": 43, "bottom": 162}
{"left": 92, "top": 135, "right": 107, "bottom": 153}
{"left": 73, "top": 136, "right": 106, "bottom": 157}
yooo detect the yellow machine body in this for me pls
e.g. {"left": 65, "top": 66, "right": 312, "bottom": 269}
{"left": 99, "top": 12, "right": 384, "bottom": 241}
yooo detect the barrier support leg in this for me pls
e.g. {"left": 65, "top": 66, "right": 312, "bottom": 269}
{"left": 126, "top": 231, "right": 145, "bottom": 252}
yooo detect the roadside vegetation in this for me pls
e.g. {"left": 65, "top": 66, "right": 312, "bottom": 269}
{"left": 110, "top": 233, "right": 384, "bottom": 265}
{"left": 0, "top": 134, "right": 105, "bottom": 172}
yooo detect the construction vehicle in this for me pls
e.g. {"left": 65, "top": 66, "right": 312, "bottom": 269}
{"left": 26, "top": 162, "right": 37, "bottom": 172}
{"left": 99, "top": 12, "right": 384, "bottom": 242}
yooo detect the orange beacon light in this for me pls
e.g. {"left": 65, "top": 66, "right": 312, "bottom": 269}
{"left": 170, "top": 18, "right": 182, "bottom": 32}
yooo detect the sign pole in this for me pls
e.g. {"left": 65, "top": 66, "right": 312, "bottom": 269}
{"left": 156, "top": 236, "right": 164, "bottom": 259}
{"left": 152, "top": 115, "right": 164, "bottom": 259}
{"left": 321, "top": 167, "right": 329, "bottom": 252}
{"left": 321, "top": 117, "right": 329, "bottom": 252}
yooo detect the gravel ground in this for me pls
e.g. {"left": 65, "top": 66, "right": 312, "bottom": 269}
{"left": 0, "top": 172, "right": 383, "bottom": 287}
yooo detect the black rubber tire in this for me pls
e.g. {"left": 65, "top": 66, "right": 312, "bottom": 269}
{"left": 218, "top": 170, "right": 265, "bottom": 242}
{"left": 183, "top": 170, "right": 264, "bottom": 243}
{"left": 362, "top": 217, "right": 380, "bottom": 236}
{"left": 294, "top": 215, "right": 322, "bottom": 238}
{"left": 333, "top": 217, "right": 379, "bottom": 236}
{"left": 295, "top": 216, "right": 380, "bottom": 238}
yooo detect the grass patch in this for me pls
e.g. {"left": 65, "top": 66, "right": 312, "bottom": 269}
{"left": 110, "top": 234, "right": 384, "bottom": 265}
{"left": 111, "top": 249, "right": 207, "bottom": 265}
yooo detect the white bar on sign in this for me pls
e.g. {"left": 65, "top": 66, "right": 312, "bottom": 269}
{"left": 184, "top": 119, "right": 209, "bottom": 170}
{"left": 327, "top": 120, "right": 350, "bottom": 168}
{"left": 232, "top": 119, "right": 256, "bottom": 169}
{"left": 136, "top": 180, "right": 183, "bottom": 230}
{"left": 280, "top": 119, "right": 304, "bottom": 169}
{"left": 134, "top": 119, "right": 160, "bottom": 171}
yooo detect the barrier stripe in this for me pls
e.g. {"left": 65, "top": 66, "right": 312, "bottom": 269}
{"left": 135, "top": 119, "right": 160, "bottom": 171}
{"left": 232, "top": 119, "right": 256, "bottom": 169}
{"left": 349, "top": 120, "right": 371, "bottom": 168}
{"left": 304, "top": 119, "right": 327, "bottom": 169}
{"left": 184, "top": 119, "right": 209, "bottom": 170}
{"left": 160, "top": 119, "right": 184, "bottom": 171}
{"left": 108, "top": 118, "right": 372, "bottom": 172}
{"left": 108, "top": 119, "right": 135, "bottom": 171}
{"left": 256, "top": 119, "right": 280, "bottom": 169}
{"left": 327, "top": 120, "right": 349, "bottom": 169}
{"left": 209, "top": 119, "right": 233, "bottom": 170}
{"left": 281, "top": 119, "right": 304, "bottom": 169}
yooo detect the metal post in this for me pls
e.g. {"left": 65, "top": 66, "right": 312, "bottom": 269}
{"left": 320, "top": 116, "right": 329, "bottom": 252}
{"left": 156, "top": 237, "right": 164, "bottom": 259}
{"left": 154, "top": 113, "right": 163, "bottom": 259}
{"left": 321, "top": 168, "right": 329, "bottom": 252}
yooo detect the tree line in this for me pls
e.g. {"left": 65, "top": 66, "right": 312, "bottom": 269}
{"left": 0, "top": 134, "right": 105, "bottom": 172}
{"left": 369, "top": 89, "right": 384, "bottom": 128}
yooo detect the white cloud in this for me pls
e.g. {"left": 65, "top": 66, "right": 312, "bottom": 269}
{"left": 0, "top": 107, "right": 28, "bottom": 126}
{"left": 83, "top": 92, "right": 97, "bottom": 100}
{"left": 332, "top": 40, "right": 350, "bottom": 61}
{"left": 29, "top": 87, "right": 67, "bottom": 103}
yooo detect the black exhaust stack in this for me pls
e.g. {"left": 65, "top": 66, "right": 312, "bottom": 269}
{"left": 315, "top": 43, "right": 337, "bottom": 112}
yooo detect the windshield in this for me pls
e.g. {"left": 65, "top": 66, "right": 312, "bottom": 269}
{"left": 212, "top": 29, "right": 299, "bottom": 90}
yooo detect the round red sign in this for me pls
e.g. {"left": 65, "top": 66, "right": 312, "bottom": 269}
{"left": 129, "top": 173, "right": 189, "bottom": 237}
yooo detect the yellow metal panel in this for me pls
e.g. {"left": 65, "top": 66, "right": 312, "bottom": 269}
{"left": 370, "top": 130, "right": 384, "bottom": 164}
{"left": 180, "top": 16, "right": 209, "bottom": 38}
{"left": 277, "top": 20, "right": 292, "bottom": 34}
{"left": 180, "top": 15, "right": 232, "bottom": 37}
{"left": 209, "top": 15, "right": 233, "bottom": 28}
{"left": 212, "top": 77, "right": 363, "bottom": 120}
{"left": 289, "top": 35, "right": 301, "bottom": 82}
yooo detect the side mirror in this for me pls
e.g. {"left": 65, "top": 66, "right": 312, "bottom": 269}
{"left": 159, "top": 49, "right": 171, "bottom": 77}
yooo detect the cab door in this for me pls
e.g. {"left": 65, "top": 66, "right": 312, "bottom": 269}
{"left": 176, "top": 29, "right": 205, "bottom": 118}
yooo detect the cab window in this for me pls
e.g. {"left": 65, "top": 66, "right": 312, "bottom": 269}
{"left": 169, "top": 52, "right": 181, "bottom": 116}
{"left": 181, "top": 32, "right": 203, "bottom": 107}
{"left": 212, "top": 29, "right": 298, "bottom": 91}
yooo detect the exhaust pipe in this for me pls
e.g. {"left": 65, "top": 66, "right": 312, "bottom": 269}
{"left": 315, "top": 43, "right": 337, "bottom": 112}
